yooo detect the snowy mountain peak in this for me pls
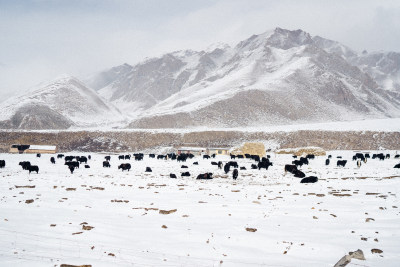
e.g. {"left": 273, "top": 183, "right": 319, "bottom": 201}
{"left": 266, "top": 28, "right": 313, "bottom": 50}
{"left": 2, "top": 27, "right": 400, "bottom": 130}
{"left": 0, "top": 74, "right": 125, "bottom": 129}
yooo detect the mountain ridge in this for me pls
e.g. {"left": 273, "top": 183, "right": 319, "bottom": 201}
{"left": 2, "top": 27, "right": 400, "bottom": 129}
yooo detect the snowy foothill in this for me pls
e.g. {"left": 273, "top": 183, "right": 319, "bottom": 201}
{"left": 0, "top": 150, "right": 400, "bottom": 266}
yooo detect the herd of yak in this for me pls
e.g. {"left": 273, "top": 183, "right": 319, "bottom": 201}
{"left": 2, "top": 151, "right": 400, "bottom": 183}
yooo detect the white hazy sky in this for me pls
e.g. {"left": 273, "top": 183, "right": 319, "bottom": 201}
{"left": 0, "top": 0, "right": 399, "bottom": 98}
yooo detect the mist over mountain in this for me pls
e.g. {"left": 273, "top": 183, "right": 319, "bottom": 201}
{"left": 1, "top": 28, "right": 400, "bottom": 129}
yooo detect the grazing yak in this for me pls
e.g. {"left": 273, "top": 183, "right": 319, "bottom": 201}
{"left": 19, "top": 161, "right": 31, "bottom": 170}
{"left": 145, "top": 167, "right": 152, "bottom": 172}
{"left": 293, "top": 170, "right": 305, "bottom": 178}
{"left": 306, "top": 154, "right": 315, "bottom": 159}
{"left": 300, "top": 157, "right": 309, "bottom": 165}
{"left": 284, "top": 164, "right": 304, "bottom": 178}
{"left": 134, "top": 154, "right": 144, "bottom": 161}
{"left": 394, "top": 155, "right": 400, "bottom": 159}
{"left": 105, "top": 156, "right": 111, "bottom": 161}
{"left": 325, "top": 159, "right": 330, "bottom": 166}
{"left": 181, "top": 165, "right": 188, "bottom": 168}
{"left": 0, "top": 160, "right": 6, "bottom": 168}
{"left": 224, "top": 163, "right": 230, "bottom": 174}
{"left": 292, "top": 160, "right": 303, "bottom": 167}
{"left": 251, "top": 164, "right": 258, "bottom": 169}
{"left": 203, "top": 155, "right": 210, "bottom": 160}
{"left": 65, "top": 156, "right": 74, "bottom": 162}
{"left": 177, "top": 154, "right": 188, "bottom": 162}
{"left": 36, "top": 153, "right": 41, "bottom": 158}
{"left": 300, "top": 176, "right": 318, "bottom": 183}
{"left": 258, "top": 161, "right": 272, "bottom": 170}
{"left": 50, "top": 157, "right": 56, "bottom": 164}
{"left": 394, "top": 163, "right": 400, "bottom": 168}
{"left": 284, "top": 164, "right": 297, "bottom": 173}
{"left": 118, "top": 163, "right": 131, "bottom": 171}
{"left": 149, "top": 154, "right": 155, "bottom": 158}
{"left": 357, "top": 160, "right": 362, "bottom": 168}
{"left": 372, "top": 153, "right": 385, "bottom": 160}
{"left": 170, "top": 173, "right": 177, "bottom": 178}
{"left": 230, "top": 154, "right": 236, "bottom": 159}
{"left": 65, "top": 161, "right": 79, "bottom": 169}
{"left": 240, "top": 167, "right": 246, "bottom": 170}
{"left": 233, "top": 169, "right": 238, "bottom": 180}
{"left": 197, "top": 173, "right": 213, "bottom": 179}
{"left": 211, "top": 161, "right": 218, "bottom": 166}
{"left": 125, "top": 155, "right": 131, "bottom": 160}
{"left": 193, "top": 162, "right": 199, "bottom": 165}
{"left": 337, "top": 160, "right": 347, "bottom": 167}
{"left": 28, "top": 165, "right": 39, "bottom": 174}
{"left": 228, "top": 161, "right": 238, "bottom": 168}
{"left": 88, "top": 155, "right": 91, "bottom": 160}
{"left": 118, "top": 155, "right": 125, "bottom": 160}
{"left": 69, "top": 165, "right": 75, "bottom": 174}
{"left": 218, "top": 161, "right": 223, "bottom": 169}
{"left": 57, "top": 154, "right": 64, "bottom": 159}
{"left": 103, "top": 161, "right": 111, "bottom": 168}
{"left": 181, "top": 172, "right": 190, "bottom": 177}
{"left": 77, "top": 156, "right": 87, "bottom": 163}
{"left": 84, "top": 165, "right": 90, "bottom": 168}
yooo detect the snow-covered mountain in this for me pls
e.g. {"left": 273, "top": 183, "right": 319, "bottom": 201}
{"left": 87, "top": 27, "right": 400, "bottom": 128}
{"left": 3, "top": 27, "right": 400, "bottom": 129}
{"left": 0, "top": 75, "right": 125, "bottom": 129}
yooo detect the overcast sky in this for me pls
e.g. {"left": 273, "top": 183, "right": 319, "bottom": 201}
{"left": 1, "top": 0, "right": 400, "bottom": 98}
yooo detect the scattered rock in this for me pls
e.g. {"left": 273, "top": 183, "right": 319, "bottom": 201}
{"left": 162, "top": 225, "right": 168, "bottom": 229}
{"left": 159, "top": 209, "right": 177, "bottom": 215}
{"left": 366, "top": 218, "right": 375, "bottom": 222}
{"left": 245, "top": 228, "right": 257, "bottom": 232}
{"left": 371, "top": 248, "right": 383, "bottom": 254}
{"left": 334, "top": 249, "right": 365, "bottom": 267}
{"left": 66, "top": 188, "right": 76, "bottom": 191}
{"left": 25, "top": 199, "right": 34, "bottom": 204}
{"left": 82, "top": 225, "right": 94, "bottom": 231}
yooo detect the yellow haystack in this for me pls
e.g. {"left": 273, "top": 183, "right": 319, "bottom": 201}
{"left": 231, "top": 142, "right": 266, "bottom": 157}
{"left": 275, "top": 146, "right": 326, "bottom": 156}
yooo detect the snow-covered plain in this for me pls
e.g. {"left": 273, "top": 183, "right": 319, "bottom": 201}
{"left": 0, "top": 151, "right": 399, "bottom": 266}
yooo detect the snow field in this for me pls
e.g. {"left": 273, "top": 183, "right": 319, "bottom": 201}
{"left": 0, "top": 151, "right": 399, "bottom": 266}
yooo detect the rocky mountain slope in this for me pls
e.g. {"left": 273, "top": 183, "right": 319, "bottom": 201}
{"left": 2, "top": 27, "right": 400, "bottom": 129}
{"left": 0, "top": 75, "right": 125, "bottom": 129}
{"left": 88, "top": 28, "right": 400, "bottom": 128}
